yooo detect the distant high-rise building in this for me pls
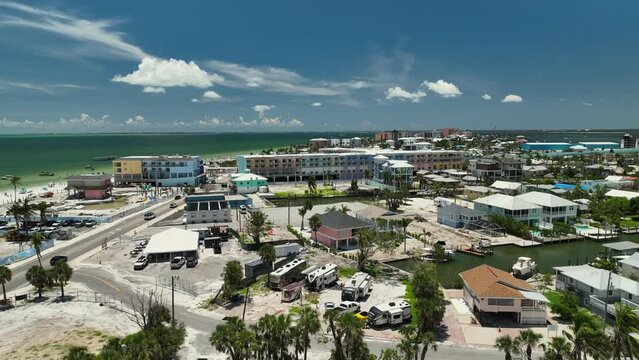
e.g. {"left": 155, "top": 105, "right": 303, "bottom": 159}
{"left": 620, "top": 133, "right": 638, "bottom": 149}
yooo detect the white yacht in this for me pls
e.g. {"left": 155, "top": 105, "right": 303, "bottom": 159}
{"left": 511, "top": 257, "right": 538, "bottom": 279}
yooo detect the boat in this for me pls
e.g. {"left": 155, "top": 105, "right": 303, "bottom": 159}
{"left": 93, "top": 155, "right": 118, "bottom": 161}
{"left": 512, "top": 257, "right": 538, "bottom": 279}
{"left": 470, "top": 239, "right": 493, "bottom": 255}
{"left": 39, "top": 171, "right": 55, "bottom": 176}
{"left": 420, "top": 246, "right": 454, "bottom": 263}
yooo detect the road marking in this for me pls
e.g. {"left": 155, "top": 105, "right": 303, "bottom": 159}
{"left": 75, "top": 271, "right": 121, "bottom": 293}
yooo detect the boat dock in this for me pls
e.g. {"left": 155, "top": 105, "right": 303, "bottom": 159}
{"left": 457, "top": 247, "right": 486, "bottom": 257}
{"left": 621, "top": 227, "right": 639, "bottom": 234}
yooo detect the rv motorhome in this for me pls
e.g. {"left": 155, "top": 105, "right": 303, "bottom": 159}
{"left": 306, "top": 263, "right": 338, "bottom": 291}
{"left": 367, "top": 300, "right": 411, "bottom": 326}
{"left": 269, "top": 258, "right": 307, "bottom": 289}
{"left": 341, "top": 272, "right": 372, "bottom": 301}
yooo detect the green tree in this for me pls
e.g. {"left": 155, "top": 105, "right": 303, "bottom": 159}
{"left": 411, "top": 263, "right": 446, "bottom": 333}
{"left": 252, "top": 313, "right": 293, "bottom": 360}
{"left": 5, "top": 175, "right": 21, "bottom": 202}
{"left": 26, "top": 265, "right": 49, "bottom": 298}
{"left": 548, "top": 291, "right": 580, "bottom": 320}
{"left": 51, "top": 261, "right": 73, "bottom": 298}
{"left": 293, "top": 305, "right": 321, "bottom": 360}
{"left": 18, "top": 198, "right": 36, "bottom": 239}
{"left": 494, "top": 335, "right": 520, "bottom": 360}
{"left": 308, "top": 214, "right": 322, "bottom": 244}
{"left": 259, "top": 244, "right": 276, "bottom": 284}
{"left": 210, "top": 317, "right": 255, "bottom": 360}
{"left": 350, "top": 179, "right": 359, "bottom": 192}
{"left": 541, "top": 336, "right": 572, "bottom": 360}
{"left": 515, "top": 329, "right": 542, "bottom": 360}
{"left": 564, "top": 308, "right": 610, "bottom": 360}
{"left": 339, "top": 204, "right": 350, "bottom": 214}
{"left": 611, "top": 302, "right": 639, "bottom": 360}
{"left": 222, "top": 261, "right": 243, "bottom": 300}
{"left": 397, "top": 324, "right": 437, "bottom": 360}
{"left": 400, "top": 218, "right": 413, "bottom": 253}
{"left": 34, "top": 201, "right": 52, "bottom": 225}
{"left": 247, "top": 210, "right": 272, "bottom": 245}
{"left": 63, "top": 346, "right": 94, "bottom": 360}
{"left": 0, "top": 265, "right": 12, "bottom": 304}
{"left": 324, "top": 310, "right": 371, "bottom": 360}
{"left": 30, "top": 232, "right": 46, "bottom": 268}
{"left": 6, "top": 202, "right": 22, "bottom": 235}
{"left": 298, "top": 200, "right": 313, "bottom": 230}
{"left": 383, "top": 187, "right": 408, "bottom": 212}
{"left": 307, "top": 176, "right": 317, "bottom": 192}
{"left": 355, "top": 228, "right": 401, "bottom": 271}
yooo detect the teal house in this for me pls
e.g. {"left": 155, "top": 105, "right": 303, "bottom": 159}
{"left": 230, "top": 172, "right": 268, "bottom": 194}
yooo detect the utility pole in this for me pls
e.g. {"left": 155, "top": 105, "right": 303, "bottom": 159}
{"left": 603, "top": 270, "right": 612, "bottom": 331}
{"left": 242, "top": 287, "right": 250, "bottom": 321}
{"left": 287, "top": 196, "right": 291, "bottom": 227}
{"left": 171, "top": 275, "right": 176, "bottom": 327}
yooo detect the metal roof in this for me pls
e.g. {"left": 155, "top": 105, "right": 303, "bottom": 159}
{"left": 316, "top": 211, "right": 372, "bottom": 230}
{"left": 145, "top": 228, "right": 199, "bottom": 254}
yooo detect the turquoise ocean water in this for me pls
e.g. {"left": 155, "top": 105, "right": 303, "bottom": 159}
{"left": 0, "top": 132, "right": 371, "bottom": 190}
{"left": 0, "top": 129, "right": 636, "bottom": 191}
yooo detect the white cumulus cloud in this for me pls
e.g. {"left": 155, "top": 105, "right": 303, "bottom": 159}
{"left": 142, "top": 86, "right": 165, "bottom": 94}
{"left": 253, "top": 104, "right": 274, "bottom": 113}
{"left": 112, "top": 57, "right": 222, "bottom": 89}
{"left": 202, "top": 90, "right": 222, "bottom": 100}
{"left": 311, "top": 102, "right": 322, "bottom": 107}
{"left": 422, "top": 80, "right": 462, "bottom": 98}
{"left": 288, "top": 118, "right": 304, "bottom": 126}
{"left": 501, "top": 94, "right": 523, "bottom": 103}
{"left": 481, "top": 94, "right": 492, "bottom": 101}
{"left": 582, "top": 102, "right": 592, "bottom": 107}
{"left": 59, "top": 113, "right": 110, "bottom": 126}
{"left": 385, "top": 86, "right": 426, "bottom": 103}
{"left": 125, "top": 114, "right": 146, "bottom": 126}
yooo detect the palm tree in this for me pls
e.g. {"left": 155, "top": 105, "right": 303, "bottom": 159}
{"left": 541, "top": 336, "right": 572, "bottom": 360}
{"left": 259, "top": 244, "right": 276, "bottom": 285}
{"left": 26, "top": 265, "right": 49, "bottom": 298}
{"left": 63, "top": 346, "right": 94, "bottom": 360}
{"left": 494, "top": 335, "right": 520, "bottom": 360}
{"left": 400, "top": 218, "right": 413, "bottom": 253}
{"left": 564, "top": 308, "right": 609, "bottom": 360}
{"left": 6, "top": 202, "right": 22, "bottom": 233}
{"left": 294, "top": 305, "right": 321, "bottom": 360}
{"left": 339, "top": 204, "right": 350, "bottom": 214}
{"left": 515, "top": 329, "right": 543, "bottom": 360}
{"left": 611, "top": 302, "right": 639, "bottom": 360}
{"left": 5, "top": 175, "right": 21, "bottom": 202}
{"left": 34, "top": 201, "right": 52, "bottom": 225}
{"left": 252, "top": 313, "right": 293, "bottom": 360}
{"left": 397, "top": 324, "right": 437, "bottom": 360}
{"left": 19, "top": 198, "right": 35, "bottom": 239}
{"left": 30, "top": 233, "right": 46, "bottom": 268}
{"left": 306, "top": 176, "right": 317, "bottom": 193}
{"left": 298, "top": 207, "right": 308, "bottom": 230}
{"left": 247, "top": 210, "right": 272, "bottom": 245}
{"left": 52, "top": 261, "right": 73, "bottom": 298}
{"left": 0, "top": 265, "right": 12, "bottom": 304}
{"left": 210, "top": 317, "right": 254, "bottom": 360}
{"left": 308, "top": 215, "right": 322, "bottom": 244}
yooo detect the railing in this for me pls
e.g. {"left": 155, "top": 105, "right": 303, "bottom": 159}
{"left": 155, "top": 276, "right": 200, "bottom": 296}
{"left": 622, "top": 298, "right": 639, "bottom": 309}
{"left": 521, "top": 306, "right": 546, "bottom": 312}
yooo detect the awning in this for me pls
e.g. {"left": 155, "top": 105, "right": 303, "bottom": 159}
{"left": 520, "top": 291, "right": 549, "bottom": 303}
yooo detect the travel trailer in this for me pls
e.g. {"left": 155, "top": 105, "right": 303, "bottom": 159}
{"left": 341, "top": 272, "right": 372, "bottom": 301}
{"left": 368, "top": 300, "right": 412, "bottom": 326}
{"left": 269, "top": 258, "right": 307, "bottom": 289}
{"left": 306, "top": 263, "right": 338, "bottom": 291}
{"left": 433, "top": 197, "right": 453, "bottom": 207}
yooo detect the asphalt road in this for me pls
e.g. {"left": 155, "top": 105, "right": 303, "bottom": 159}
{"left": 6, "top": 199, "right": 176, "bottom": 292}
{"left": 73, "top": 266, "right": 504, "bottom": 360}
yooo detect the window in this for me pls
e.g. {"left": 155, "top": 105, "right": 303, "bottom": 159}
{"left": 590, "top": 287, "right": 594, "bottom": 293}
{"left": 487, "top": 298, "right": 514, "bottom": 306}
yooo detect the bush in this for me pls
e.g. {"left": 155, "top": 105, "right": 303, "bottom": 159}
{"left": 548, "top": 291, "right": 580, "bottom": 320}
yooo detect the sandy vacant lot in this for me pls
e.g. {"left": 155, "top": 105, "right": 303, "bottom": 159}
{"left": 0, "top": 300, "right": 138, "bottom": 359}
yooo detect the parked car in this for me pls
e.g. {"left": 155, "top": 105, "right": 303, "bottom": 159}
{"left": 83, "top": 220, "right": 97, "bottom": 227}
{"left": 133, "top": 257, "right": 148, "bottom": 270}
{"left": 174, "top": 195, "right": 182, "bottom": 200}
{"left": 170, "top": 256, "right": 186, "bottom": 269}
{"left": 186, "top": 256, "right": 198, "bottom": 268}
{"left": 59, "top": 220, "right": 71, "bottom": 227}
{"left": 50, "top": 255, "right": 68, "bottom": 266}
{"left": 143, "top": 212, "right": 156, "bottom": 220}
{"left": 324, "top": 302, "right": 336, "bottom": 311}
{"left": 72, "top": 220, "right": 84, "bottom": 228}
{"left": 354, "top": 311, "right": 369, "bottom": 321}
{"left": 336, "top": 301, "right": 360, "bottom": 313}
{"left": 169, "top": 202, "right": 178, "bottom": 208}
{"left": 239, "top": 205, "right": 247, "bottom": 214}
{"left": 130, "top": 249, "right": 141, "bottom": 256}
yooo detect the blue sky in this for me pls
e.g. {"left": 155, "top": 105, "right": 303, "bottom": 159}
{"left": 0, "top": 1, "right": 637, "bottom": 133}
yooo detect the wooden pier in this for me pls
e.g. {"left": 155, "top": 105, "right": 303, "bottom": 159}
{"left": 457, "top": 246, "right": 488, "bottom": 257}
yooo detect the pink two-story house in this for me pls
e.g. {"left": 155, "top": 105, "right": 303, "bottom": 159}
{"left": 311, "top": 211, "right": 372, "bottom": 251}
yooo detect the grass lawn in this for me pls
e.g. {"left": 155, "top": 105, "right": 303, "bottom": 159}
{"left": 621, "top": 219, "right": 639, "bottom": 228}
{"left": 274, "top": 187, "right": 345, "bottom": 198}
{"left": 80, "top": 197, "right": 127, "bottom": 210}
{"left": 338, "top": 266, "right": 358, "bottom": 279}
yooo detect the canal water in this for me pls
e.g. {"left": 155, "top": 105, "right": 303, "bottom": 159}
{"left": 388, "top": 233, "right": 639, "bottom": 288}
